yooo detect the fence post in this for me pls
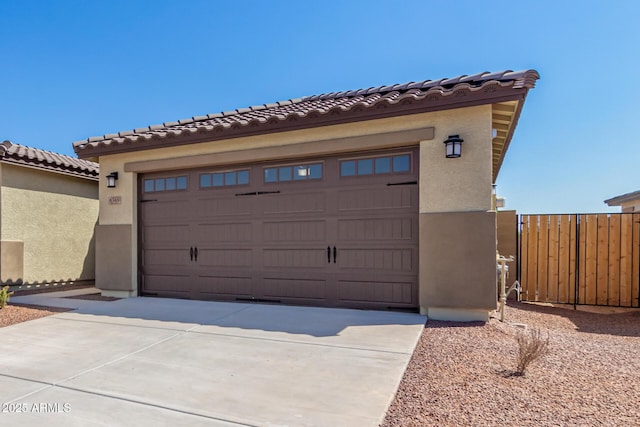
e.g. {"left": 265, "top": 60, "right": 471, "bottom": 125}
{"left": 574, "top": 214, "right": 580, "bottom": 309}
{"left": 517, "top": 214, "right": 521, "bottom": 286}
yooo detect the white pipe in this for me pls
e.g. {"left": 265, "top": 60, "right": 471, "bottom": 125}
{"left": 497, "top": 255, "right": 515, "bottom": 322}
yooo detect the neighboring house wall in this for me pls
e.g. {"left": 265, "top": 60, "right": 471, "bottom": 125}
{"left": 497, "top": 210, "right": 518, "bottom": 259}
{"left": 0, "top": 163, "right": 99, "bottom": 284}
{"left": 95, "top": 105, "right": 497, "bottom": 320}
{"left": 620, "top": 201, "right": 639, "bottom": 213}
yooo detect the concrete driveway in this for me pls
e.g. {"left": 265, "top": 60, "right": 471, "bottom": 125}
{"left": 2, "top": 289, "right": 424, "bottom": 426}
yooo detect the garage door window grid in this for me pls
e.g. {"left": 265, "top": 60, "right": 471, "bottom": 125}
{"left": 340, "top": 154, "right": 411, "bottom": 177}
{"left": 264, "top": 163, "right": 323, "bottom": 183}
{"left": 200, "top": 169, "right": 250, "bottom": 188}
{"left": 144, "top": 176, "right": 188, "bottom": 192}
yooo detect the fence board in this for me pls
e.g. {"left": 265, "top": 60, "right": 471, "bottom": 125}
{"left": 584, "top": 215, "right": 598, "bottom": 305}
{"left": 557, "top": 215, "right": 570, "bottom": 303}
{"left": 633, "top": 213, "right": 640, "bottom": 308}
{"left": 537, "top": 215, "right": 549, "bottom": 302}
{"left": 519, "top": 215, "right": 529, "bottom": 297}
{"left": 526, "top": 216, "right": 539, "bottom": 301}
{"left": 568, "top": 215, "right": 577, "bottom": 304}
{"left": 596, "top": 215, "right": 609, "bottom": 305}
{"left": 547, "top": 215, "right": 560, "bottom": 303}
{"left": 578, "top": 216, "right": 586, "bottom": 304}
{"left": 619, "top": 214, "right": 633, "bottom": 307}
{"left": 608, "top": 215, "right": 621, "bottom": 306}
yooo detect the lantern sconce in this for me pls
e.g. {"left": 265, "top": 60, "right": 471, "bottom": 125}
{"left": 443, "top": 135, "right": 464, "bottom": 158}
{"left": 106, "top": 172, "right": 119, "bottom": 188}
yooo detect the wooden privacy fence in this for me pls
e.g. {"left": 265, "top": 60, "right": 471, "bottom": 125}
{"left": 519, "top": 213, "right": 640, "bottom": 307}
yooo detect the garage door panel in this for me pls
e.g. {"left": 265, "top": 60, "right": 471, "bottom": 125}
{"left": 263, "top": 249, "right": 327, "bottom": 268}
{"left": 195, "top": 196, "right": 252, "bottom": 218}
{"left": 197, "top": 249, "right": 253, "bottom": 267}
{"left": 337, "top": 280, "right": 415, "bottom": 305}
{"left": 337, "top": 217, "right": 414, "bottom": 241}
{"left": 263, "top": 278, "right": 327, "bottom": 300}
{"left": 198, "top": 275, "right": 253, "bottom": 297}
{"left": 337, "top": 187, "right": 416, "bottom": 212}
{"left": 261, "top": 192, "right": 326, "bottom": 215}
{"left": 144, "top": 224, "right": 190, "bottom": 246}
{"left": 143, "top": 200, "right": 190, "bottom": 222}
{"left": 144, "top": 249, "right": 190, "bottom": 268}
{"left": 197, "top": 222, "right": 253, "bottom": 242}
{"left": 338, "top": 248, "right": 415, "bottom": 272}
{"left": 143, "top": 274, "right": 191, "bottom": 294}
{"left": 263, "top": 220, "right": 327, "bottom": 242}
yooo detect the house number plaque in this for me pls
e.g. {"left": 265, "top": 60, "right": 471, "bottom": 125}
{"left": 108, "top": 196, "right": 122, "bottom": 205}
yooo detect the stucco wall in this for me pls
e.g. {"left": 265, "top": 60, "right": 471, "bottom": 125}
{"left": 620, "top": 200, "right": 640, "bottom": 213}
{"left": 0, "top": 163, "right": 99, "bottom": 284}
{"left": 416, "top": 105, "right": 496, "bottom": 320}
{"left": 420, "top": 211, "right": 497, "bottom": 310}
{"left": 418, "top": 106, "right": 492, "bottom": 212}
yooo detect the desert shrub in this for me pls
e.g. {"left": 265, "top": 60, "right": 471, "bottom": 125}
{"left": 515, "top": 327, "right": 550, "bottom": 376}
{"left": 0, "top": 286, "right": 13, "bottom": 309}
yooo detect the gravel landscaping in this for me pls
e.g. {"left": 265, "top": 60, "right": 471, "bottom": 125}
{"left": 0, "top": 304, "right": 70, "bottom": 328}
{"left": 1, "top": 284, "right": 115, "bottom": 328}
{"left": 382, "top": 301, "right": 640, "bottom": 427}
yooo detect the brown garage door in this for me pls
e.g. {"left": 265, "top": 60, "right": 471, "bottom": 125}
{"left": 139, "top": 148, "right": 418, "bottom": 310}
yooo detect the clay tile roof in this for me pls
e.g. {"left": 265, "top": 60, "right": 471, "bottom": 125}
{"left": 73, "top": 69, "right": 539, "bottom": 157}
{"left": 1, "top": 141, "right": 99, "bottom": 180}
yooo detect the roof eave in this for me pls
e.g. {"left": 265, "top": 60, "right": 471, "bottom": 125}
{"left": 492, "top": 92, "right": 529, "bottom": 182}
{"left": 604, "top": 190, "right": 640, "bottom": 206}
{"left": 74, "top": 85, "right": 528, "bottom": 159}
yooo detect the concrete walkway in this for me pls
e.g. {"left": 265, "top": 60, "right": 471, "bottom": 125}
{"left": 2, "top": 291, "right": 425, "bottom": 426}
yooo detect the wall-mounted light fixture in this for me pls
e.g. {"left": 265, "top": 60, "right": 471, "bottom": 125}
{"left": 106, "top": 172, "right": 119, "bottom": 188}
{"left": 443, "top": 134, "right": 464, "bottom": 158}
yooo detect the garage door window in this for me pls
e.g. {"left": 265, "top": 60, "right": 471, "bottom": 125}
{"left": 264, "top": 163, "right": 322, "bottom": 183}
{"left": 200, "top": 170, "right": 250, "bottom": 188}
{"left": 340, "top": 154, "right": 411, "bottom": 177}
{"left": 144, "top": 176, "right": 188, "bottom": 192}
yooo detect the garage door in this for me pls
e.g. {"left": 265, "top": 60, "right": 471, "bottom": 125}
{"left": 139, "top": 148, "right": 418, "bottom": 310}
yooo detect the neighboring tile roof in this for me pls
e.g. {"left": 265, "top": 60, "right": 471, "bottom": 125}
{"left": 0, "top": 141, "right": 99, "bottom": 180}
{"left": 605, "top": 190, "right": 640, "bottom": 206}
{"left": 73, "top": 69, "right": 539, "bottom": 157}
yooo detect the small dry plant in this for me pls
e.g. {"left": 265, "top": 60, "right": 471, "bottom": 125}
{"left": 515, "top": 327, "right": 549, "bottom": 376}
{"left": 0, "top": 286, "right": 14, "bottom": 309}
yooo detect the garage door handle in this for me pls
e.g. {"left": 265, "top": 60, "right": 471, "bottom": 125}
{"left": 194, "top": 247, "right": 198, "bottom": 262}
{"left": 387, "top": 180, "right": 417, "bottom": 186}
{"left": 190, "top": 247, "right": 194, "bottom": 261}
{"left": 333, "top": 246, "right": 337, "bottom": 263}
{"left": 327, "top": 246, "right": 331, "bottom": 263}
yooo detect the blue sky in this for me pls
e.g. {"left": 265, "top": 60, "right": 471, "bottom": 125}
{"left": 1, "top": 0, "right": 638, "bottom": 213}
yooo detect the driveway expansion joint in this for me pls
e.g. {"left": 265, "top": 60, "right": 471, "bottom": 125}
{"left": 188, "top": 329, "right": 415, "bottom": 355}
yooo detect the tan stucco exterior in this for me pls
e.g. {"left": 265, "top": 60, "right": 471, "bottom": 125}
{"left": 419, "top": 211, "right": 497, "bottom": 314}
{"left": 419, "top": 106, "right": 493, "bottom": 213}
{"left": 0, "top": 163, "right": 98, "bottom": 284}
{"left": 619, "top": 201, "right": 640, "bottom": 213}
{"left": 93, "top": 105, "right": 500, "bottom": 320}
{"left": 95, "top": 224, "right": 134, "bottom": 297}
